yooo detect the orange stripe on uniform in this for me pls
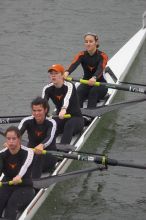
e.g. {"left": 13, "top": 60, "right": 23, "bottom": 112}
{"left": 97, "top": 52, "right": 108, "bottom": 79}
{"left": 101, "top": 52, "right": 108, "bottom": 69}
{"left": 67, "top": 51, "right": 84, "bottom": 70}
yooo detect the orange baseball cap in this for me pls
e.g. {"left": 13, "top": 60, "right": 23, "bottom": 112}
{"left": 48, "top": 64, "right": 65, "bottom": 74}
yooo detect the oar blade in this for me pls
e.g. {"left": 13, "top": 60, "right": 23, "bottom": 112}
{"left": 33, "top": 166, "right": 103, "bottom": 189}
{"left": 81, "top": 97, "right": 146, "bottom": 117}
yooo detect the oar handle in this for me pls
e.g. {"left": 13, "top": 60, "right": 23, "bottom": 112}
{"left": 67, "top": 77, "right": 101, "bottom": 86}
{"left": 63, "top": 114, "right": 71, "bottom": 118}
{"left": 79, "top": 79, "right": 101, "bottom": 86}
{"left": 0, "top": 180, "right": 22, "bottom": 187}
{"left": 67, "top": 77, "right": 146, "bottom": 95}
{"left": 0, "top": 114, "right": 71, "bottom": 125}
{"left": 0, "top": 117, "right": 24, "bottom": 125}
{"left": 50, "top": 114, "right": 71, "bottom": 119}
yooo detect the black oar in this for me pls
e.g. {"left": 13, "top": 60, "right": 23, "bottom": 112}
{"left": 0, "top": 117, "right": 24, "bottom": 124}
{"left": 42, "top": 150, "right": 146, "bottom": 170}
{"left": 1, "top": 97, "right": 146, "bottom": 124}
{"left": 81, "top": 96, "right": 146, "bottom": 117}
{"left": 120, "top": 81, "right": 146, "bottom": 87}
{"left": 0, "top": 114, "right": 71, "bottom": 125}
{"left": 0, "top": 115, "right": 29, "bottom": 119}
{"left": 105, "top": 66, "right": 146, "bottom": 87}
{"left": 0, "top": 166, "right": 106, "bottom": 189}
{"left": 33, "top": 166, "right": 106, "bottom": 189}
{"left": 67, "top": 77, "right": 146, "bottom": 95}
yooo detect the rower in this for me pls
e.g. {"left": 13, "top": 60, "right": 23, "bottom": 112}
{"left": 18, "top": 97, "right": 57, "bottom": 179}
{"left": 64, "top": 32, "right": 108, "bottom": 108}
{"left": 42, "top": 64, "right": 84, "bottom": 144}
{"left": 0, "top": 126, "right": 35, "bottom": 220}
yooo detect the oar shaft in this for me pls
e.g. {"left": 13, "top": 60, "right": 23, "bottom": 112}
{"left": 67, "top": 77, "right": 146, "bottom": 95}
{"left": 0, "top": 114, "right": 71, "bottom": 124}
{"left": 44, "top": 150, "right": 146, "bottom": 170}
{"left": 0, "top": 117, "right": 23, "bottom": 124}
{"left": 80, "top": 79, "right": 146, "bottom": 95}
{"left": 0, "top": 115, "right": 29, "bottom": 119}
{"left": 120, "top": 81, "right": 146, "bottom": 87}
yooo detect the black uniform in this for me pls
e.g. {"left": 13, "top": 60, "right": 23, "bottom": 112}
{"left": 0, "top": 146, "right": 34, "bottom": 220}
{"left": 67, "top": 49, "right": 108, "bottom": 107}
{"left": 18, "top": 116, "right": 57, "bottom": 178}
{"left": 42, "top": 80, "right": 84, "bottom": 144}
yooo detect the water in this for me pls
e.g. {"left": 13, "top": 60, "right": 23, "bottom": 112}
{"left": 0, "top": 0, "right": 146, "bottom": 219}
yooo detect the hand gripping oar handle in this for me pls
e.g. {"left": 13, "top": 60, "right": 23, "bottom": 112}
{"left": 67, "top": 77, "right": 146, "bottom": 95}
{"left": 42, "top": 150, "right": 146, "bottom": 170}
{"left": 0, "top": 180, "right": 22, "bottom": 187}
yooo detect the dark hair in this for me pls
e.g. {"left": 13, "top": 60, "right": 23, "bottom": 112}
{"left": 31, "top": 96, "right": 50, "bottom": 113}
{"left": 5, "top": 126, "right": 21, "bottom": 138}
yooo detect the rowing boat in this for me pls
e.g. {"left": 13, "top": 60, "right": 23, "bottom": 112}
{"left": 18, "top": 12, "right": 146, "bottom": 220}
{"left": 13, "top": 12, "right": 146, "bottom": 220}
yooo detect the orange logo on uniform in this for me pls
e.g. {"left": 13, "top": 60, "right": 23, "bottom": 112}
{"left": 56, "top": 95, "right": 63, "bottom": 101}
{"left": 9, "top": 163, "right": 17, "bottom": 169}
{"left": 88, "top": 65, "right": 95, "bottom": 72}
{"left": 35, "top": 131, "right": 43, "bottom": 137}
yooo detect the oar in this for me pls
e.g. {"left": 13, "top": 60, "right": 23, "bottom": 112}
{"left": 105, "top": 66, "right": 146, "bottom": 87}
{"left": 1, "top": 96, "right": 146, "bottom": 124}
{"left": 0, "top": 180, "right": 22, "bottom": 187}
{"left": 0, "top": 166, "right": 106, "bottom": 189}
{"left": 66, "top": 77, "right": 146, "bottom": 95}
{"left": 0, "top": 115, "right": 29, "bottom": 119}
{"left": 120, "top": 81, "right": 146, "bottom": 87}
{"left": 33, "top": 165, "right": 106, "bottom": 189}
{"left": 0, "top": 114, "right": 71, "bottom": 125}
{"left": 0, "top": 117, "right": 26, "bottom": 124}
{"left": 42, "top": 150, "right": 146, "bottom": 170}
{"left": 81, "top": 96, "right": 146, "bottom": 117}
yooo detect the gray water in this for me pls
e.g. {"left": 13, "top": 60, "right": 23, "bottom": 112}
{"left": 0, "top": 0, "right": 146, "bottom": 219}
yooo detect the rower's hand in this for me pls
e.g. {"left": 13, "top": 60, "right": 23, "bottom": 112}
{"left": 63, "top": 71, "right": 69, "bottom": 79}
{"left": 88, "top": 77, "right": 96, "bottom": 86}
{"left": 34, "top": 144, "right": 44, "bottom": 155}
{"left": 12, "top": 175, "right": 22, "bottom": 185}
{"left": 59, "top": 108, "right": 67, "bottom": 119}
